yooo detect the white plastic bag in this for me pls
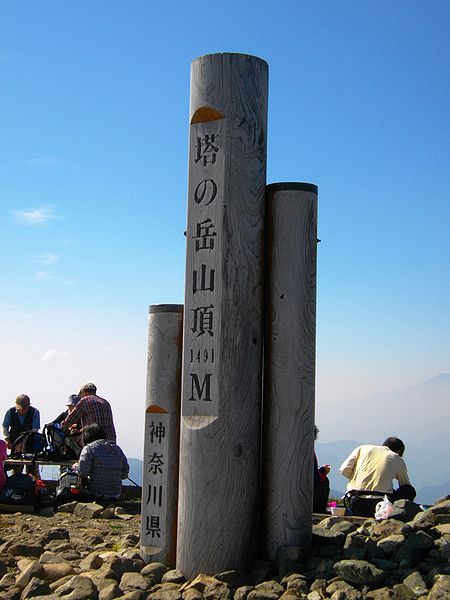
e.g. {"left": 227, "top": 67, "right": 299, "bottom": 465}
{"left": 374, "top": 495, "right": 394, "bottom": 520}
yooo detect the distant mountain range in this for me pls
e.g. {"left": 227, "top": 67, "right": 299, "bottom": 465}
{"left": 129, "top": 374, "right": 449, "bottom": 506}
{"left": 316, "top": 373, "right": 450, "bottom": 444}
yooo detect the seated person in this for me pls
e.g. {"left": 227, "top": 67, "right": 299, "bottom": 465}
{"left": 313, "top": 425, "right": 330, "bottom": 513}
{"left": 74, "top": 423, "right": 129, "bottom": 503}
{"left": 340, "top": 436, "right": 416, "bottom": 517}
{"left": 52, "top": 394, "right": 80, "bottom": 425}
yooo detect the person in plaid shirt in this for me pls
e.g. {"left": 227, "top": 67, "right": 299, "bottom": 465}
{"left": 76, "top": 423, "right": 129, "bottom": 500}
{"left": 62, "top": 382, "right": 116, "bottom": 444}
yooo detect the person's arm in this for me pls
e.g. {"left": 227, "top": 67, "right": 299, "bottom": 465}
{"left": 61, "top": 402, "right": 82, "bottom": 430}
{"left": 121, "top": 451, "right": 130, "bottom": 480}
{"left": 77, "top": 446, "right": 93, "bottom": 478}
{"left": 2, "top": 410, "right": 11, "bottom": 439}
{"left": 32, "top": 409, "right": 40, "bottom": 431}
{"left": 340, "top": 446, "right": 360, "bottom": 480}
{"left": 395, "top": 456, "right": 411, "bottom": 486}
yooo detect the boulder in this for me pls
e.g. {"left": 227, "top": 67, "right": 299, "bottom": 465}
{"left": 73, "top": 502, "right": 104, "bottom": 519}
{"left": 333, "top": 560, "right": 386, "bottom": 586}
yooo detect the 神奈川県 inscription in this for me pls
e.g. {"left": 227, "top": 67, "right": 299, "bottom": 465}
{"left": 141, "top": 413, "right": 170, "bottom": 545}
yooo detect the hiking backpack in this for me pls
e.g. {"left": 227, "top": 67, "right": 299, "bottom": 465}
{"left": 55, "top": 466, "right": 88, "bottom": 505}
{"left": 0, "top": 473, "right": 36, "bottom": 506}
{"left": 11, "top": 430, "right": 46, "bottom": 460}
{"left": 42, "top": 423, "right": 81, "bottom": 461}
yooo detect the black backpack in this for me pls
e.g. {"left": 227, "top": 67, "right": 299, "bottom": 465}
{"left": 42, "top": 424, "right": 81, "bottom": 461}
{"left": 0, "top": 473, "right": 36, "bottom": 506}
{"left": 11, "top": 430, "right": 46, "bottom": 459}
{"left": 55, "top": 466, "right": 88, "bottom": 506}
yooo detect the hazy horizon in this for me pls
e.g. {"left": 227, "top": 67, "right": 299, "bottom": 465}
{"left": 1, "top": 2, "right": 449, "bottom": 461}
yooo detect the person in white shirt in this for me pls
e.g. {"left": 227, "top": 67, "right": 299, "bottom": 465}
{"left": 340, "top": 437, "right": 416, "bottom": 517}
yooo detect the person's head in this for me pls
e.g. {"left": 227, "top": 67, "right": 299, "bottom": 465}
{"left": 15, "top": 394, "right": 31, "bottom": 416}
{"left": 82, "top": 423, "right": 106, "bottom": 445}
{"left": 79, "top": 382, "right": 97, "bottom": 397}
{"left": 383, "top": 437, "right": 405, "bottom": 457}
{"left": 314, "top": 425, "right": 319, "bottom": 441}
{"left": 66, "top": 394, "right": 80, "bottom": 413}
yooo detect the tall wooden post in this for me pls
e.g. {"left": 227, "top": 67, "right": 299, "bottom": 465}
{"left": 141, "top": 304, "right": 183, "bottom": 566}
{"left": 261, "top": 183, "right": 318, "bottom": 562}
{"left": 177, "top": 53, "right": 268, "bottom": 577}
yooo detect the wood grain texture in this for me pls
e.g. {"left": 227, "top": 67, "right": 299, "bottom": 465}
{"left": 261, "top": 185, "right": 318, "bottom": 561}
{"left": 177, "top": 53, "right": 268, "bottom": 577}
{"left": 141, "top": 305, "right": 183, "bottom": 566}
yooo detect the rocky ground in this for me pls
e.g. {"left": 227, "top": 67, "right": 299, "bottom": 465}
{"left": 0, "top": 498, "right": 449, "bottom": 600}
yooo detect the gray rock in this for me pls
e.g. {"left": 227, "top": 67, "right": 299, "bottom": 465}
{"left": 161, "top": 570, "right": 186, "bottom": 585}
{"left": 9, "top": 545, "right": 43, "bottom": 558}
{"left": 247, "top": 580, "right": 284, "bottom": 600}
{"left": 57, "top": 502, "right": 78, "bottom": 513}
{"left": 4, "top": 586, "right": 22, "bottom": 600}
{"left": 140, "top": 562, "right": 168, "bottom": 582}
{"left": 55, "top": 574, "right": 98, "bottom": 600}
{"left": 120, "top": 572, "right": 153, "bottom": 593}
{"left": 429, "top": 500, "right": 450, "bottom": 515}
{"left": 100, "top": 508, "right": 115, "bottom": 520}
{"left": 215, "top": 571, "right": 248, "bottom": 589}
{"left": 395, "top": 531, "right": 435, "bottom": 565}
{"left": 79, "top": 553, "right": 104, "bottom": 570}
{"left": 182, "top": 588, "right": 203, "bottom": 600}
{"left": 114, "top": 507, "right": 133, "bottom": 520}
{"left": 402, "top": 571, "right": 428, "bottom": 596}
{"left": 40, "top": 528, "right": 70, "bottom": 545}
{"left": 364, "top": 586, "right": 397, "bottom": 599}
{"left": 20, "top": 577, "right": 52, "bottom": 599}
{"left": 376, "top": 534, "right": 405, "bottom": 556}
{"left": 370, "top": 519, "right": 411, "bottom": 539}
{"left": 98, "top": 582, "right": 122, "bottom": 600}
{"left": 49, "top": 575, "right": 74, "bottom": 592}
{"left": 326, "top": 580, "right": 358, "bottom": 596}
{"left": 333, "top": 559, "right": 386, "bottom": 586}
{"left": 120, "top": 534, "right": 139, "bottom": 547}
{"left": 104, "top": 556, "right": 140, "bottom": 576}
{"left": 234, "top": 586, "right": 254, "bottom": 600}
{"left": 41, "top": 563, "right": 75, "bottom": 583}
{"left": 38, "top": 551, "right": 68, "bottom": 564}
{"left": 330, "top": 590, "right": 362, "bottom": 600}
{"left": 203, "top": 581, "right": 234, "bottom": 600}
{"left": 285, "top": 576, "right": 308, "bottom": 595}
{"left": 390, "top": 501, "right": 423, "bottom": 523}
{"left": 147, "top": 588, "right": 182, "bottom": 600}
{"left": 330, "top": 521, "right": 357, "bottom": 536}
{"left": 411, "top": 509, "right": 436, "bottom": 531}
{"left": 16, "top": 561, "right": 45, "bottom": 589}
{"left": 428, "top": 574, "right": 450, "bottom": 599}
{"left": 312, "top": 527, "right": 345, "bottom": 547}
{"left": 73, "top": 502, "right": 104, "bottom": 519}
{"left": 0, "top": 572, "right": 17, "bottom": 590}
{"left": 309, "top": 579, "right": 326, "bottom": 593}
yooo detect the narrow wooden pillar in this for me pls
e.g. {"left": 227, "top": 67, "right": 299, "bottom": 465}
{"left": 177, "top": 53, "right": 268, "bottom": 577}
{"left": 141, "top": 304, "right": 183, "bottom": 566}
{"left": 261, "top": 183, "right": 318, "bottom": 562}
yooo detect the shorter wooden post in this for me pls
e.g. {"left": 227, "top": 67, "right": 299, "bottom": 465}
{"left": 261, "top": 183, "right": 318, "bottom": 562}
{"left": 140, "top": 304, "right": 183, "bottom": 566}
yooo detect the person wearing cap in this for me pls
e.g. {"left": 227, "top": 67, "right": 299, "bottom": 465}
{"left": 2, "top": 394, "right": 40, "bottom": 450}
{"left": 61, "top": 382, "right": 117, "bottom": 444}
{"left": 51, "top": 394, "right": 80, "bottom": 426}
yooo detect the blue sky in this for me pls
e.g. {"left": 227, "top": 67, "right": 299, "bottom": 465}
{"left": 1, "top": 1, "right": 449, "bottom": 457}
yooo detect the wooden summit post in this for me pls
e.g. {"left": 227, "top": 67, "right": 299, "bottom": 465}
{"left": 177, "top": 53, "right": 268, "bottom": 577}
{"left": 261, "top": 183, "right": 318, "bottom": 562}
{"left": 141, "top": 304, "right": 183, "bottom": 566}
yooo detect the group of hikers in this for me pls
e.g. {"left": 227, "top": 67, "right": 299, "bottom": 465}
{"left": 1, "top": 382, "right": 129, "bottom": 504}
{"left": 2, "top": 384, "right": 417, "bottom": 518}
{"left": 314, "top": 426, "right": 416, "bottom": 517}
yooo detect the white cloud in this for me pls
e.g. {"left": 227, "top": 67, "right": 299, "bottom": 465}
{"left": 40, "top": 252, "right": 59, "bottom": 265}
{"left": 40, "top": 349, "right": 70, "bottom": 362}
{"left": 34, "top": 270, "right": 54, "bottom": 281}
{"left": 13, "top": 205, "right": 58, "bottom": 225}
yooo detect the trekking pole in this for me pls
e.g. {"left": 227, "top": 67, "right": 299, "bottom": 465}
{"left": 127, "top": 477, "right": 140, "bottom": 487}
